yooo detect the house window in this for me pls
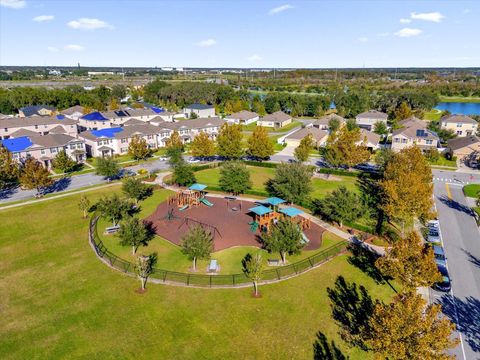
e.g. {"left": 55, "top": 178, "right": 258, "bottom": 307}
{"left": 70, "top": 144, "right": 76, "bottom": 150}
{"left": 77, "top": 143, "right": 83, "bottom": 149}
{"left": 35, "top": 125, "right": 38, "bottom": 129}
{"left": 4, "top": 128, "right": 7, "bottom": 132}
{"left": 41, "top": 149, "right": 46, "bottom": 155}
{"left": 457, "top": 131, "right": 462, "bottom": 135}
{"left": 426, "top": 140, "right": 433, "bottom": 145}
{"left": 121, "top": 148, "right": 127, "bottom": 153}
{"left": 51, "top": 148, "right": 57, "bottom": 153}
{"left": 148, "top": 135, "right": 153, "bottom": 140}
{"left": 456, "top": 123, "right": 462, "bottom": 127}
{"left": 121, "top": 138, "right": 128, "bottom": 143}
{"left": 401, "top": 138, "right": 408, "bottom": 143}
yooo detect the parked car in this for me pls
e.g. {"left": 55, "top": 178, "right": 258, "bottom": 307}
{"left": 187, "top": 157, "right": 200, "bottom": 164}
{"left": 427, "top": 227, "right": 441, "bottom": 243}
{"left": 432, "top": 244, "right": 447, "bottom": 267}
{"left": 433, "top": 265, "right": 452, "bottom": 292}
{"left": 353, "top": 163, "right": 380, "bottom": 173}
{"left": 157, "top": 156, "right": 168, "bottom": 161}
{"left": 427, "top": 219, "right": 440, "bottom": 229}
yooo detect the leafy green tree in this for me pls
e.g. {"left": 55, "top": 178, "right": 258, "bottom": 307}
{"left": 373, "top": 121, "right": 388, "bottom": 136}
{"left": 345, "top": 118, "right": 358, "bottom": 131}
{"left": 242, "top": 253, "right": 264, "bottom": 296}
{"left": 294, "top": 134, "right": 314, "bottom": 162}
{"left": 328, "top": 118, "right": 341, "bottom": 132}
{"left": 261, "top": 218, "right": 304, "bottom": 264}
{"left": 0, "top": 146, "right": 20, "bottom": 189}
{"left": 189, "top": 111, "right": 198, "bottom": 119}
{"left": 172, "top": 159, "right": 196, "bottom": 186}
{"left": 165, "top": 130, "right": 184, "bottom": 162}
{"left": 313, "top": 186, "right": 364, "bottom": 227}
{"left": 247, "top": 126, "right": 274, "bottom": 160}
{"left": 424, "top": 148, "right": 440, "bottom": 162}
{"left": 217, "top": 123, "right": 243, "bottom": 159}
{"left": 266, "top": 162, "right": 312, "bottom": 204}
{"left": 78, "top": 194, "right": 91, "bottom": 219}
{"left": 117, "top": 216, "right": 152, "bottom": 254}
{"left": 374, "top": 148, "right": 395, "bottom": 174}
{"left": 394, "top": 101, "right": 413, "bottom": 120}
{"left": 190, "top": 131, "right": 216, "bottom": 158}
{"left": 219, "top": 161, "right": 252, "bottom": 195}
{"left": 122, "top": 177, "right": 152, "bottom": 204}
{"left": 96, "top": 194, "right": 132, "bottom": 226}
{"left": 128, "top": 136, "right": 151, "bottom": 160}
{"left": 365, "top": 292, "right": 459, "bottom": 359}
{"left": 135, "top": 253, "right": 157, "bottom": 291}
{"left": 111, "top": 84, "right": 127, "bottom": 100}
{"left": 19, "top": 157, "right": 53, "bottom": 194}
{"left": 52, "top": 150, "right": 76, "bottom": 173}
{"left": 376, "top": 232, "right": 441, "bottom": 289}
{"left": 95, "top": 156, "right": 119, "bottom": 179}
{"left": 325, "top": 127, "right": 371, "bottom": 168}
{"left": 180, "top": 225, "right": 214, "bottom": 271}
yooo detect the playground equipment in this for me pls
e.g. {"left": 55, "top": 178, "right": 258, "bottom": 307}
{"left": 279, "top": 207, "right": 311, "bottom": 230}
{"left": 262, "top": 197, "right": 286, "bottom": 212}
{"left": 249, "top": 205, "right": 281, "bottom": 232}
{"left": 226, "top": 196, "right": 242, "bottom": 212}
{"left": 200, "top": 198, "right": 214, "bottom": 207}
{"left": 167, "top": 183, "right": 214, "bottom": 210}
{"left": 178, "top": 217, "right": 222, "bottom": 239}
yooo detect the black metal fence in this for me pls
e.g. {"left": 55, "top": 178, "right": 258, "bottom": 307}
{"left": 89, "top": 215, "right": 348, "bottom": 288}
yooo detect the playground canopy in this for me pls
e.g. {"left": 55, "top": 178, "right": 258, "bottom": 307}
{"left": 189, "top": 183, "right": 207, "bottom": 191}
{"left": 249, "top": 205, "right": 272, "bottom": 216}
{"left": 263, "top": 197, "right": 286, "bottom": 206}
{"left": 279, "top": 207, "right": 304, "bottom": 218}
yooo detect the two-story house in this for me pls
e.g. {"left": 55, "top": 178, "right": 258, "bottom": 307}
{"left": 157, "top": 117, "right": 224, "bottom": 146}
{"left": 78, "top": 112, "right": 112, "bottom": 131}
{"left": 18, "top": 105, "right": 56, "bottom": 117}
{"left": 183, "top": 104, "right": 216, "bottom": 118}
{"left": 0, "top": 115, "right": 79, "bottom": 140}
{"left": 355, "top": 110, "right": 388, "bottom": 131}
{"left": 391, "top": 120, "right": 439, "bottom": 152}
{"left": 440, "top": 114, "right": 478, "bottom": 137}
{"left": 60, "top": 105, "right": 85, "bottom": 120}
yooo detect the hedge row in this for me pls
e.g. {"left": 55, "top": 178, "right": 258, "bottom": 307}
{"left": 317, "top": 168, "right": 360, "bottom": 177}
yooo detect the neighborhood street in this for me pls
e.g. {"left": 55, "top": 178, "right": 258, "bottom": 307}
{"left": 431, "top": 169, "right": 480, "bottom": 360}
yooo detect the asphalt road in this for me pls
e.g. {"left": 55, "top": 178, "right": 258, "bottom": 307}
{"left": 431, "top": 169, "right": 480, "bottom": 359}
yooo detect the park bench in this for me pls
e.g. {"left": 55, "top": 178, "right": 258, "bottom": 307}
{"left": 268, "top": 259, "right": 280, "bottom": 266}
{"left": 104, "top": 225, "right": 120, "bottom": 234}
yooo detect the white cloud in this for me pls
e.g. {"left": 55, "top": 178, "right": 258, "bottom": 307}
{"left": 410, "top": 11, "right": 444, "bottom": 22}
{"left": 376, "top": 32, "right": 390, "bottom": 37}
{"left": 247, "top": 54, "right": 263, "bottom": 62}
{"left": 33, "top": 15, "right": 54, "bottom": 22}
{"left": 269, "top": 4, "right": 293, "bottom": 15}
{"left": 196, "top": 39, "right": 217, "bottom": 47}
{"left": 47, "top": 46, "right": 59, "bottom": 52}
{"left": 64, "top": 44, "right": 85, "bottom": 51}
{"left": 358, "top": 37, "right": 368, "bottom": 43}
{"left": 400, "top": 18, "right": 411, "bottom": 24}
{"left": 0, "top": 0, "right": 26, "bottom": 9}
{"left": 394, "top": 28, "right": 423, "bottom": 37}
{"left": 67, "top": 18, "right": 113, "bottom": 30}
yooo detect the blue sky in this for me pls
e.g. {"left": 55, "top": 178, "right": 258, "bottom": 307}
{"left": 0, "top": 0, "right": 478, "bottom": 68}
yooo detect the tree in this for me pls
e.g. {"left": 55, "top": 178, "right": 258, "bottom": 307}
{"left": 381, "top": 146, "right": 433, "bottom": 226}
{"left": 261, "top": 218, "right": 304, "bottom": 264}
{"left": 128, "top": 136, "right": 151, "bottom": 160}
{"left": 373, "top": 121, "right": 388, "bottom": 136}
{"left": 313, "top": 186, "right": 364, "bottom": 227}
{"left": 52, "top": 150, "right": 76, "bottom": 173}
{"left": 190, "top": 131, "right": 216, "bottom": 159}
{"left": 242, "top": 253, "right": 264, "bottom": 296}
{"left": 247, "top": 126, "right": 274, "bottom": 160}
{"left": 328, "top": 118, "right": 341, "bottom": 132}
{"left": 135, "top": 253, "right": 157, "bottom": 291}
{"left": 180, "top": 225, "right": 214, "bottom": 271}
{"left": 117, "top": 216, "right": 152, "bottom": 254}
{"left": 216, "top": 123, "right": 243, "bottom": 159}
{"left": 365, "top": 292, "right": 459, "bottom": 359}
{"left": 165, "top": 130, "right": 184, "bottom": 164}
{"left": 294, "top": 134, "right": 314, "bottom": 162}
{"left": 189, "top": 111, "right": 198, "bottom": 119}
{"left": 0, "top": 146, "right": 20, "bottom": 189}
{"left": 19, "top": 157, "right": 53, "bottom": 194}
{"left": 394, "top": 101, "right": 413, "bottom": 120}
{"left": 325, "top": 127, "right": 371, "bottom": 168}
{"left": 424, "top": 148, "right": 440, "bottom": 162}
{"left": 96, "top": 194, "right": 131, "bottom": 226}
{"left": 376, "top": 231, "right": 441, "bottom": 289}
{"left": 374, "top": 148, "right": 395, "bottom": 174}
{"left": 218, "top": 161, "right": 252, "bottom": 195}
{"left": 266, "top": 162, "right": 313, "bottom": 204}
{"left": 95, "top": 156, "right": 119, "bottom": 179}
{"left": 172, "top": 159, "right": 196, "bottom": 186}
{"left": 78, "top": 194, "right": 91, "bottom": 219}
{"left": 122, "top": 177, "right": 152, "bottom": 204}
{"left": 345, "top": 118, "right": 358, "bottom": 131}
{"left": 108, "top": 98, "right": 119, "bottom": 110}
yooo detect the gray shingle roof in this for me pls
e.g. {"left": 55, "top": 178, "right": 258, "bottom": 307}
{"left": 30, "top": 134, "right": 77, "bottom": 148}
{"left": 60, "top": 105, "right": 84, "bottom": 116}
{"left": 226, "top": 110, "right": 259, "bottom": 121}
{"left": 19, "top": 105, "right": 56, "bottom": 117}
{"left": 356, "top": 110, "right": 388, "bottom": 120}
{"left": 261, "top": 111, "right": 292, "bottom": 123}
{"left": 285, "top": 127, "right": 328, "bottom": 142}
{"left": 0, "top": 115, "right": 77, "bottom": 128}
{"left": 185, "top": 103, "right": 214, "bottom": 110}
{"left": 440, "top": 114, "right": 477, "bottom": 124}
{"left": 159, "top": 117, "right": 224, "bottom": 131}
{"left": 447, "top": 135, "right": 480, "bottom": 151}
{"left": 312, "top": 114, "right": 346, "bottom": 127}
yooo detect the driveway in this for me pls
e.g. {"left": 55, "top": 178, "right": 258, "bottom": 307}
{"left": 431, "top": 169, "right": 480, "bottom": 359}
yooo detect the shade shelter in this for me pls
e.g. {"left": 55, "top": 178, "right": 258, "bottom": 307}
{"left": 249, "top": 205, "right": 280, "bottom": 232}
{"left": 263, "top": 197, "right": 286, "bottom": 212}
{"left": 279, "top": 207, "right": 311, "bottom": 229}
{"left": 189, "top": 183, "right": 207, "bottom": 191}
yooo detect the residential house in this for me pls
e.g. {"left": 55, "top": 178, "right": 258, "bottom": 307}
{"left": 1, "top": 134, "right": 86, "bottom": 168}
{"left": 225, "top": 110, "right": 259, "bottom": 125}
{"left": 358, "top": 129, "right": 381, "bottom": 151}
{"left": 157, "top": 117, "right": 224, "bottom": 146}
{"left": 355, "top": 110, "right": 388, "bottom": 131}
{"left": 310, "top": 114, "right": 346, "bottom": 130}
{"left": 183, "top": 103, "right": 216, "bottom": 118}
{"left": 283, "top": 127, "right": 328, "bottom": 148}
{"left": 18, "top": 105, "right": 56, "bottom": 117}
{"left": 391, "top": 120, "right": 439, "bottom": 152}
{"left": 151, "top": 111, "right": 178, "bottom": 122}
{"left": 61, "top": 105, "right": 85, "bottom": 120}
{"left": 447, "top": 136, "right": 480, "bottom": 162}
{"left": 105, "top": 108, "right": 160, "bottom": 125}
{"left": 78, "top": 111, "right": 111, "bottom": 131}
{"left": 257, "top": 111, "right": 292, "bottom": 129}
{"left": 0, "top": 115, "right": 79, "bottom": 140}
{"left": 440, "top": 114, "right": 478, "bottom": 137}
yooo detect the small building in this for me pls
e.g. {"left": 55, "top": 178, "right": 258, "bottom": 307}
{"left": 358, "top": 129, "right": 381, "bottom": 151}
{"left": 391, "top": 121, "right": 439, "bottom": 152}
{"left": 310, "top": 114, "right": 346, "bottom": 130}
{"left": 447, "top": 136, "right": 480, "bottom": 161}
{"left": 440, "top": 114, "right": 478, "bottom": 137}
{"left": 18, "top": 105, "right": 56, "bottom": 117}
{"left": 183, "top": 103, "right": 216, "bottom": 119}
{"left": 225, "top": 110, "right": 259, "bottom": 125}
{"left": 355, "top": 110, "right": 388, "bottom": 131}
{"left": 60, "top": 105, "right": 85, "bottom": 120}
{"left": 283, "top": 127, "right": 328, "bottom": 148}
{"left": 78, "top": 111, "right": 111, "bottom": 131}
{"left": 257, "top": 111, "right": 292, "bottom": 129}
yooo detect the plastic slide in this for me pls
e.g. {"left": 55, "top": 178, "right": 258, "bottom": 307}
{"left": 179, "top": 205, "right": 189, "bottom": 211}
{"left": 200, "top": 198, "right": 214, "bottom": 207}
{"left": 301, "top": 232, "right": 310, "bottom": 244}
{"left": 249, "top": 221, "right": 259, "bottom": 232}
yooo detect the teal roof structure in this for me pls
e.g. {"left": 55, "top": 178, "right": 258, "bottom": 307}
{"left": 263, "top": 197, "right": 286, "bottom": 206}
{"left": 279, "top": 207, "right": 304, "bottom": 217}
{"left": 189, "top": 183, "right": 207, "bottom": 191}
{"left": 249, "top": 205, "right": 272, "bottom": 216}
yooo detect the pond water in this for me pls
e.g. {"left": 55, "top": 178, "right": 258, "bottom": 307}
{"left": 434, "top": 102, "right": 480, "bottom": 116}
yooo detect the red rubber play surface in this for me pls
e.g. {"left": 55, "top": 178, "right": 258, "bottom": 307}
{"left": 144, "top": 196, "right": 325, "bottom": 251}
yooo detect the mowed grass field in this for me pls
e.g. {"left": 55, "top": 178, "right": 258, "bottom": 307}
{"left": 0, "top": 186, "right": 395, "bottom": 359}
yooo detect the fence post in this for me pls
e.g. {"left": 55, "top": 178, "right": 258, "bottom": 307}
{"left": 187, "top": 274, "right": 190, "bottom": 286}
{"left": 276, "top": 269, "right": 280, "bottom": 280}
{"left": 293, "top": 263, "right": 297, "bottom": 274}
{"left": 210, "top": 275, "right": 212, "bottom": 288}
{"left": 232, "top": 274, "right": 235, "bottom": 286}
{"left": 308, "top": 257, "right": 314, "bottom": 267}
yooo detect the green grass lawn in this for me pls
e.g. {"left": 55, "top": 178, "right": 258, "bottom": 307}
{"left": 464, "top": 184, "right": 480, "bottom": 197}
{"left": 439, "top": 95, "right": 480, "bottom": 103}
{"left": 423, "top": 109, "right": 444, "bottom": 121}
{"left": 0, "top": 186, "right": 395, "bottom": 359}
{"left": 310, "top": 176, "right": 358, "bottom": 199}
{"left": 428, "top": 156, "right": 457, "bottom": 168}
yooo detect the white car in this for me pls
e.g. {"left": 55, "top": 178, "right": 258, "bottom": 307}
{"left": 187, "top": 158, "right": 200, "bottom": 164}
{"left": 427, "top": 228, "right": 441, "bottom": 243}
{"left": 427, "top": 220, "right": 440, "bottom": 229}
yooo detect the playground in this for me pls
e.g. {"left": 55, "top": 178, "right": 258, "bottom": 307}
{"left": 145, "top": 184, "right": 325, "bottom": 251}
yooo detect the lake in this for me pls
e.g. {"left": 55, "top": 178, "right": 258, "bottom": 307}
{"left": 435, "top": 102, "right": 480, "bottom": 116}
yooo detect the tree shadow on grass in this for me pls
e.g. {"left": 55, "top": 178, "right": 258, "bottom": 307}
{"left": 437, "top": 294, "right": 480, "bottom": 353}
{"left": 313, "top": 331, "right": 349, "bottom": 360}
{"left": 327, "top": 276, "right": 377, "bottom": 350}
{"left": 438, "top": 195, "right": 474, "bottom": 216}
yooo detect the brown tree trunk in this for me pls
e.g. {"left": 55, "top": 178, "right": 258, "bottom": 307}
{"left": 281, "top": 252, "right": 286, "bottom": 264}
